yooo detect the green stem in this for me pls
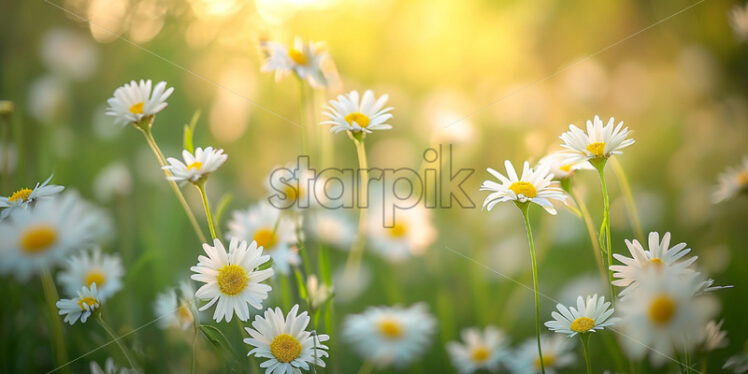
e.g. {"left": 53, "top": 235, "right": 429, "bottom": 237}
{"left": 344, "top": 132, "right": 369, "bottom": 277}
{"left": 191, "top": 324, "right": 198, "bottom": 374}
{"left": 41, "top": 268, "right": 71, "bottom": 374}
{"left": 97, "top": 313, "right": 137, "bottom": 370}
{"left": 518, "top": 203, "right": 545, "bottom": 374}
{"left": 140, "top": 127, "right": 207, "bottom": 243}
{"left": 581, "top": 334, "right": 592, "bottom": 374}
{"left": 593, "top": 160, "right": 616, "bottom": 300}
{"left": 296, "top": 214, "right": 312, "bottom": 277}
{"left": 565, "top": 180, "right": 606, "bottom": 283}
{"left": 196, "top": 182, "right": 217, "bottom": 240}
{"left": 610, "top": 157, "right": 645, "bottom": 243}
{"left": 357, "top": 360, "right": 375, "bottom": 374}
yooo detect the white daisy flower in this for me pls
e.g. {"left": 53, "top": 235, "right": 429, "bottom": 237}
{"left": 90, "top": 357, "right": 140, "bottom": 374}
{"left": 309, "top": 210, "right": 356, "bottom": 250}
{"left": 537, "top": 151, "right": 592, "bottom": 180}
{"left": 712, "top": 157, "right": 748, "bottom": 203}
{"left": 0, "top": 192, "right": 111, "bottom": 281}
{"left": 162, "top": 146, "right": 227, "bottom": 186}
{"left": 321, "top": 90, "right": 393, "bottom": 134}
{"left": 154, "top": 281, "right": 197, "bottom": 331}
{"left": 480, "top": 160, "right": 566, "bottom": 214}
{"left": 105, "top": 80, "right": 174, "bottom": 127}
{"left": 306, "top": 275, "right": 333, "bottom": 310}
{"left": 507, "top": 334, "right": 575, "bottom": 374}
{"left": 57, "top": 248, "right": 123, "bottom": 301}
{"left": 545, "top": 294, "right": 619, "bottom": 337}
{"left": 617, "top": 267, "right": 717, "bottom": 366}
{"left": 610, "top": 232, "right": 698, "bottom": 296}
{"left": 56, "top": 283, "right": 100, "bottom": 325}
{"left": 244, "top": 304, "right": 329, "bottom": 374}
{"left": 191, "top": 238, "right": 274, "bottom": 322}
{"left": 446, "top": 326, "right": 508, "bottom": 374}
{"left": 261, "top": 37, "right": 329, "bottom": 88}
{"left": 701, "top": 319, "right": 728, "bottom": 351}
{"left": 559, "top": 115, "right": 635, "bottom": 164}
{"left": 367, "top": 200, "right": 436, "bottom": 262}
{"left": 0, "top": 174, "right": 64, "bottom": 219}
{"left": 730, "top": 3, "right": 748, "bottom": 42}
{"left": 227, "top": 202, "right": 299, "bottom": 275}
{"left": 266, "top": 162, "right": 326, "bottom": 210}
{"left": 343, "top": 303, "right": 436, "bottom": 369}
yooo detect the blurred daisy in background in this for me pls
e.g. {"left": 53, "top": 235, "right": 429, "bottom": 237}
{"left": 729, "top": 3, "right": 748, "bottom": 42}
{"left": 367, "top": 200, "right": 436, "bottom": 262}
{"left": 163, "top": 146, "right": 228, "bottom": 185}
{"left": 538, "top": 151, "right": 592, "bottom": 181}
{"left": 244, "top": 304, "right": 329, "bottom": 373}
{"left": 617, "top": 267, "right": 718, "bottom": 365}
{"left": 321, "top": 90, "right": 393, "bottom": 134}
{"left": 507, "top": 334, "right": 575, "bottom": 374}
{"left": 105, "top": 80, "right": 174, "bottom": 127}
{"left": 27, "top": 74, "right": 68, "bottom": 123}
{"left": 90, "top": 357, "right": 139, "bottom": 374}
{"left": 545, "top": 294, "right": 618, "bottom": 337}
{"left": 154, "top": 281, "right": 197, "bottom": 331}
{"left": 701, "top": 319, "right": 728, "bottom": 352}
{"left": 309, "top": 210, "right": 355, "bottom": 250}
{"left": 56, "top": 283, "right": 100, "bottom": 325}
{"left": 261, "top": 36, "right": 329, "bottom": 87}
{"left": 306, "top": 274, "right": 333, "bottom": 310}
{"left": 0, "top": 174, "right": 64, "bottom": 219}
{"left": 611, "top": 232, "right": 697, "bottom": 296}
{"left": 57, "top": 248, "right": 123, "bottom": 301}
{"left": 447, "top": 326, "right": 507, "bottom": 374}
{"left": 227, "top": 202, "right": 299, "bottom": 275}
{"left": 480, "top": 160, "right": 566, "bottom": 214}
{"left": 190, "top": 238, "right": 274, "bottom": 322}
{"left": 0, "top": 192, "right": 111, "bottom": 281}
{"left": 93, "top": 162, "right": 132, "bottom": 202}
{"left": 40, "top": 28, "right": 98, "bottom": 81}
{"left": 265, "top": 163, "right": 326, "bottom": 209}
{"left": 559, "top": 115, "right": 635, "bottom": 164}
{"left": 712, "top": 156, "right": 748, "bottom": 203}
{"left": 343, "top": 303, "right": 436, "bottom": 369}
{"left": 723, "top": 353, "right": 748, "bottom": 373}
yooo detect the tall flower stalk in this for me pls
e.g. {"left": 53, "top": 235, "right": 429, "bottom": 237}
{"left": 97, "top": 311, "right": 137, "bottom": 370}
{"left": 41, "top": 268, "right": 71, "bottom": 374}
{"left": 345, "top": 131, "right": 369, "bottom": 275}
{"left": 517, "top": 202, "right": 546, "bottom": 374}
{"left": 591, "top": 158, "right": 616, "bottom": 299}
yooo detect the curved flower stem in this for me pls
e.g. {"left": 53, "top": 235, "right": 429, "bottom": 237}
{"left": 139, "top": 127, "right": 207, "bottom": 243}
{"left": 97, "top": 313, "right": 137, "bottom": 370}
{"left": 610, "top": 157, "right": 645, "bottom": 243}
{"left": 581, "top": 334, "right": 592, "bottom": 374}
{"left": 195, "top": 182, "right": 217, "bottom": 240}
{"left": 518, "top": 203, "right": 546, "bottom": 374}
{"left": 563, "top": 179, "right": 606, "bottom": 283}
{"left": 344, "top": 132, "right": 369, "bottom": 277}
{"left": 592, "top": 160, "right": 616, "bottom": 301}
{"left": 40, "top": 268, "right": 72, "bottom": 374}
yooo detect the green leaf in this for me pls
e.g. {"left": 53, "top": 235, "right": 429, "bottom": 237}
{"left": 318, "top": 244, "right": 331, "bottom": 285}
{"left": 258, "top": 258, "right": 274, "bottom": 271}
{"left": 183, "top": 110, "right": 201, "bottom": 153}
{"left": 294, "top": 268, "right": 308, "bottom": 301}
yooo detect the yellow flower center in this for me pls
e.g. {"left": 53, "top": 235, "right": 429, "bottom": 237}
{"left": 270, "top": 333, "right": 302, "bottom": 363}
{"left": 648, "top": 294, "right": 676, "bottom": 326}
{"left": 559, "top": 164, "right": 573, "bottom": 173}
{"left": 470, "top": 346, "right": 490, "bottom": 362}
{"left": 508, "top": 181, "right": 537, "bottom": 198}
{"left": 344, "top": 112, "right": 370, "bottom": 128}
{"left": 648, "top": 257, "right": 664, "bottom": 268}
{"left": 284, "top": 186, "right": 302, "bottom": 202}
{"left": 216, "top": 264, "right": 248, "bottom": 296}
{"left": 178, "top": 302, "right": 193, "bottom": 324}
{"left": 288, "top": 48, "right": 308, "bottom": 65}
{"left": 737, "top": 171, "right": 748, "bottom": 186}
{"left": 84, "top": 270, "right": 107, "bottom": 288}
{"left": 534, "top": 354, "right": 555, "bottom": 369}
{"left": 253, "top": 228, "right": 278, "bottom": 251}
{"left": 19, "top": 225, "right": 58, "bottom": 254}
{"left": 586, "top": 142, "right": 606, "bottom": 157}
{"left": 388, "top": 222, "right": 407, "bottom": 238}
{"left": 8, "top": 188, "right": 32, "bottom": 202}
{"left": 187, "top": 161, "right": 202, "bottom": 170}
{"left": 77, "top": 296, "right": 99, "bottom": 310}
{"left": 570, "top": 316, "right": 595, "bottom": 333}
{"left": 378, "top": 318, "right": 403, "bottom": 339}
{"left": 129, "top": 102, "right": 145, "bottom": 114}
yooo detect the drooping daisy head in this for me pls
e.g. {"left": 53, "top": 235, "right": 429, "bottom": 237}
{"left": 507, "top": 334, "right": 575, "bottom": 374}
{"left": 343, "top": 303, "right": 436, "bottom": 369}
{"left": 321, "top": 90, "right": 393, "bottom": 134}
{"left": 617, "top": 267, "right": 718, "bottom": 366}
{"left": 154, "top": 281, "right": 197, "bottom": 331}
{"left": 261, "top": 36, "right": 330, "bottom": 88}
{"left": 559, "top": 115, "right": 635, "bottom": 164}
{"left": 227, "top": 202, "right": 299, "bottom": 275}
{"left": 537, "top": 151, "right": 593, "bottom": 181}
{"left": 446, "top": 326, "right": 508, "bottom": 374}
{"left": 712, "top": 156, "right": 748, "bottom": 203}
{"left": 367, "top": 200, "right": 436, "bottom": 262}
{"left": 480, "top": 160, "right": 566, "bottom": 214}
{"left": 56, "top": 283, "right": 100, "bottom": 325}
{"left": 190, "top": 238, "right": 274, "bottom": 323}
{"left": 610, "top": 232, "right": 698, "bottom": 296}
{"left": 0, "top": 191, "right": 111, "bottom": 281}
{"left": 244, "top": 304, "right": 329, "bottom": 374}
{"left": 545, "top": 294, "right": 619, "bottom": 337}
{"left": 105, "top": 80, "right": 174, "bottom": 127}
{"left": 306, "top": 274, "right": 333, "bottom": 311}
{"left": 57, "top": 247, "right": 123, "bottom": 301}
{"left": 162, "top": 147, "right": 228, "bottom": 186}
{"left": 0, "top": 174, "right": 64, "bottom": 219}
